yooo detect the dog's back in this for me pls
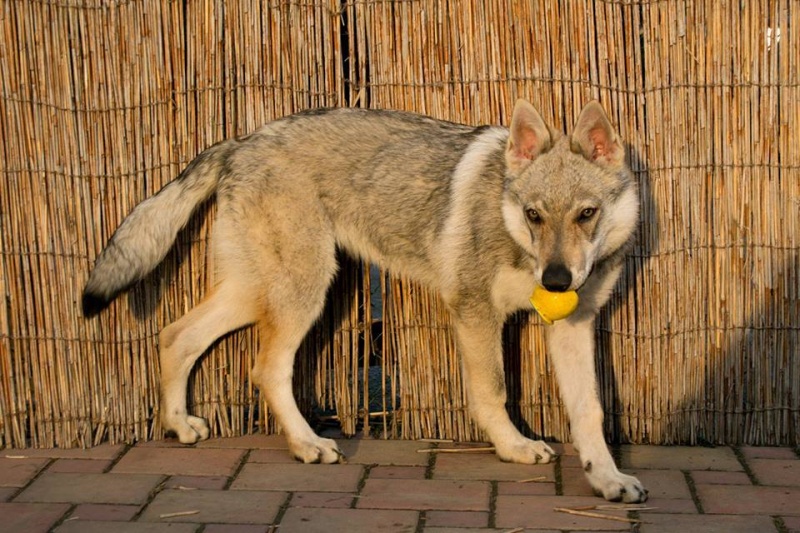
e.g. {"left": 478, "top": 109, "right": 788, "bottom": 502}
{"left": 216, "top": 108, "right": 510, "bottom": 284}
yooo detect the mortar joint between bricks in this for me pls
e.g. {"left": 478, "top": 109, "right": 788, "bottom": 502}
{"left": 131, "top": 474, "right": 171, "bottom": 522}
{"left": 772, "top": 515, "right": 789, "bottom": 533}
{"left": 731, "top": 446, "right": 760, "bottom": 485}
{"left": 271, "top": 491, "right": 294, "bottom": 527}
{"left": 45, "top": 503, "right": 77, "bottom": 532}
{"left": 424, "top": 442, "right": 437, "bottom": 479}
{"left": 554, "top": 454, "right": 564, "bottom": 496}
{"left": 682, "top": 470, "right": 705, "bottom": 514}
{"left": 104, "top": 443, "right": 133, "bottom": 473}
{"left": 488, "top": 480, "right": 499, "bottom": 529}
{"left": 352, "top": 463, "right": 374, "bottom": 508}
{"left": 415, "top": 510, "right": 427, "bottom": 533}
{"left": 224, "top": 448, "right": 253, "bottom": 490}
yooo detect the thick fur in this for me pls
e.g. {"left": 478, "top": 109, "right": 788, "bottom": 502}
{"left": 84, "top": 100, "right": 646, "bottom": 502}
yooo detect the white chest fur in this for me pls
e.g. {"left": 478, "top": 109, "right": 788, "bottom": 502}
{"left": 491, "top": 265, "right": 537, "bottom": 316}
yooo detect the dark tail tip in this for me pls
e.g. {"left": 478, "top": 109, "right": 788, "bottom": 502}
{"left": 82, "top": 291, "right": 111, "bottom": 318}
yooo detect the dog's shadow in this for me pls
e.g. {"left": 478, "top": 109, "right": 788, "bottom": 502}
{"left": 597, "top": 148, "right": 655, "bottom": 443}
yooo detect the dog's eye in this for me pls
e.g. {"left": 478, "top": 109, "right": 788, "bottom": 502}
{"left": 578, "top": 207, "right": 597, "bottom": 221}
{"left": 525, "top": 208, "right": 542, "bottom": 223}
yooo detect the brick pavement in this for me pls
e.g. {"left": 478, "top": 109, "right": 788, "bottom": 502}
{"left": 1, "top": 435, "right": 798, "bottom": 532}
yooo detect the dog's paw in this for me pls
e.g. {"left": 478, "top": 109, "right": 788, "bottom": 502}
{"left": 495, "top": 438, "right": 556, "bottom": 464}
{"left": 588, "top": 468, "right": 648, "bottom": 503}
{"left": 290, "top": 436, "right": 345, "bottom": 464}
{"left": 164, "top": 414, "right": 210, "bottom": 444}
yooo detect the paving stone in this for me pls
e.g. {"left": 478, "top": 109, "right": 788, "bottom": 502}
{"left": 424, "top": 510, "right": 488, "bottom": 528}
{"left": 432, "top": 452, "right": 554, "bottom": 482}
{"left": 441, "top": 441, "right": 494, "bottom": 450}
{"left": 290, "top": 491, "right": 354, "bottom": 508}
{"left": 15, "top": 472, "right": 163, "bottom": 505}
{"left": 113, "top": 447, "right": 245, "bottom": 477}
{"left": 0, "top": 456, "right": 50, "bottom": 487}
{"left": 560, "top": 467, "right": 595, "bottom": 497}
{"left": 497, "top": 479, "right": 556, "bottom": 496}
{"left": 139, "top": 489, "right": 285, "bottom": 524}
{"left": 0, "top": 487, "right": 18, "bottom": 500}
{"left": 134, "top": 439, "right": 192, "bottom": 449}
{"left": 641, "top": 498, "right": 699, "bottom": 514}
{"left": 690, "top": 470, "right": 752, "bottom": 485}
{"left": 697, "top": 484, "right": 800, "bottom": 515}
{"left": 231, "top": 463, "right": 363, "bottom": 492}
{"left": 369, "top": 465, "right": 427, "bottom": 479}
{"left": 358, "top": 478, "right": 489, "bottom": 511}
{"left": 496, "top": 495, "right": 632, "bottom": 530}
{"left": 5, "top": 440, "right": 797, "bottom": 532}
{"left": 619, "top": 446, "right": 742, "bottom": 471}
{"left": 55, "top": 521, "right": 198, "bottom": 533}
{"left": 69, "top": 503, "right": 140, "bottom": 521}
{"left": 627, "top": 470, "right": 693, "bottom": 499}
{"left": 783, "top": 515, "right": 800, "bottom": 533}
{"left": 740, "top": 446, "right": 798, "bottom": 461}
{"left": 634, "top": 513, "right": 777, "bottom": 533}
{"left": 0, "top": 502, "right": 70, "bottom": 533}
{"left": 164, "top": 475, "right": 229, "bottom": 491}
{"left": 204, "top": 525, "right": 272, "bottom": 533}
{"left": 246, "top": 449, "right": 297, "bottom": 463}
{"left": 48, "top": 459, "right": 112, "bottom": 474}
{"left": 196, "top": 434, "right": 289, "bottom": 450}
{"left": 748, "top": 458, "right": 800, "bottom": 487}
{"left": 424, "top": 529, "right": 546, "bottom": 533}
{"left": 336, "top": 439, "right": 428, "bottom": 466}
{"left": 279, "top": 507, "right": 418, "bottom": 533}
{"left": 2, "top": 444, "right": 126, "bottom": 461}
{"left": 560, "top": 453, "right": 585, "bottom": 469}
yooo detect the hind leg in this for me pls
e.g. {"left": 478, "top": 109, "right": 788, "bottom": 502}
{"left": 159, "top": 284, "right": 256, "bottom": 443}
{"left": 252, "top": 295, "right": 344, "bottom": 464}
{"left": 247, "top": 242, "right": 341, "bottom": 463}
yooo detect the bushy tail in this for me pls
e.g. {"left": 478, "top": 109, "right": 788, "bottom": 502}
{"left": 82, "top": 142, "right": 230, "bottom": 316}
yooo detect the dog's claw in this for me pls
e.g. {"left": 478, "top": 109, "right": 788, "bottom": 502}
{"left": 290, "top": 436, "right": 343, "bottom": 464}
{"left": 164, "top": 414, "right": 210, "bottom": 444}
{"left": 495, "top": 438, "right": 556, "bottom": 465}
{"left": 589, "top": 470, "right": 648, "bottom": 503}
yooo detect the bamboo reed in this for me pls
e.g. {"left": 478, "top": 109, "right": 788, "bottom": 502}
{"left": 0, "top": 0, "right": 797, "bottom": 449}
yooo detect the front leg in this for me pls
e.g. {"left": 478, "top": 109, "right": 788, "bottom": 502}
{"left": 454, "top": 313, "right": 555, "bottom": 464}
{"left": 546, "top": 314, "right": 647, "bottom": 503}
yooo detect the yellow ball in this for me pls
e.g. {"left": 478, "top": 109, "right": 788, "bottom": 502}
{"left": 529, "top": 286, "right": 579, "bottom": 324}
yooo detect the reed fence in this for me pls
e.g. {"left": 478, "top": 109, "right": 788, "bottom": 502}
{"left": 1, "top": 0, "right": 797, "bottom": 448}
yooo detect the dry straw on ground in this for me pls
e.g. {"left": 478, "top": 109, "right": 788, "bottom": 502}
{"left": 0, "top": 0, "right": 797, "bottom": 448}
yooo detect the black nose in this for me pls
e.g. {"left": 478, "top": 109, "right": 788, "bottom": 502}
{"left": 542, "top": 264, "right": 572, "bottom": 292}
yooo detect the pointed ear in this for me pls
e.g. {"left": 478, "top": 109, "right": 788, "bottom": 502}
{"left": 570, "top": 101, "right": 625, "bottom": 167}
{"left": 505, "top": 99, "right": 553, "bottom": 173}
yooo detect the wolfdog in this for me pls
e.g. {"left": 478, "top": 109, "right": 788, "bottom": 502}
{"left": 83, "top": 100, "right": 646, "bottom": 502}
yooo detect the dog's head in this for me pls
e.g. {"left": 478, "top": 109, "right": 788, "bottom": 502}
{"left": 502, "top": 100, "right": 639, "bottom": 291}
